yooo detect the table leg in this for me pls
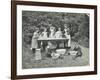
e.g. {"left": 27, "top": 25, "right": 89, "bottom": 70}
{"left": 56, "top": 41, "right": 59, "bottom": 49}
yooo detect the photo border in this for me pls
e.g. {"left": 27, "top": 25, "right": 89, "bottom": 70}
{"left": 11, "top": 1, "right": 97, "bottom": 80}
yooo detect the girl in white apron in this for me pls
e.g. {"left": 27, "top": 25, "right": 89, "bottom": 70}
{"left": 31, "top": 29, "right": 39, "bottom": 53}
{"left": 64, "top": 26, "right": 71, "bottom": 47}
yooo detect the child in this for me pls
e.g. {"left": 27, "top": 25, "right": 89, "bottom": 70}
{"left": 46, "top": 26, "right": 57, "bottom": 57}
{"left": 46, "top": 41, "right": 57, "bottom": 57}
{"left": 73, "top": 44, "right": 82, "bottom": 60}
{"left": 68, "top": 43, "right": 82, "bottom": 60}
{"left": 55, "top": 27, "right": 63, "bottom": 48}
{"left": 39, "top": 28, "right": 48, "bottom": 51}
{"left": 64, "top": 25, "right": 71, "bottom": 47}
{"left": 31, "top": 28, "right": 39, "bottom": 53}
{"left": 55, "top": 27, "right": 62, "bottom": 38}
{"left": 49, "top": 26, "right": 56, "bottom": 38}
{"left": 39, "top": 28, "right": 48, "bottom": 39}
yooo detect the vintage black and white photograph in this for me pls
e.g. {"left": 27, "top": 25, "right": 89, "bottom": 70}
{"left": 11, "top": 2, "right": 97, "bottom": 79}
{"left": 22, "top": 11, "right": 90, "bottom": 69}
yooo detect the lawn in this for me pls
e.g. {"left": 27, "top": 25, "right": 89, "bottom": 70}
{"left": 22, "top": 41, "right": 89, "bottom": 69}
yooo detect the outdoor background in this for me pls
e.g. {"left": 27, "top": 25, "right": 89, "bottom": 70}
{"left": 0, "top": 0, "right": 100, "bottom": 80}
{"left": 22, "top": 11, "right": 89, "bottom": 69}
{"left": 22, "top": 11, "right": 89, "bottom": 47}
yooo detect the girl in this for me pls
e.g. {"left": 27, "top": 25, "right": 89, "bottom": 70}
{"left": 64, "top": 25, "right": 71, "bottom": 47}
{"left": 46, "top": 26, "right": 57, "bottom": 57}
{"left": 39, "top": 28, "right": 48, "bottom": 51}
{"left": 31, "top": 28, "right": 39, "bottom": 53}
{"left": 55, "top": 27, "right": 62, "bottom": 48}
{"left": 55, "top": 27, "right": 62, "bottom": 38}
{"left": 49, "top": 26, "right": 56, "bottom": 38}
{"left": 40, "top": 28, "right": 48, "bottom": 38}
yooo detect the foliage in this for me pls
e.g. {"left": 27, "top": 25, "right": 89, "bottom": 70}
{"left": 22, "top": 11, "right": 89, "bottom": 47}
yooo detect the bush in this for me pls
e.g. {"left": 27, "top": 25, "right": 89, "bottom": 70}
{"left": 22, "top": 11, "right": 89, "bottom": 47}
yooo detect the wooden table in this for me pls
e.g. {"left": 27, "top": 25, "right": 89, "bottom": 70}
{"left": 37, "top": 38, "right": 69, "bottom": 49}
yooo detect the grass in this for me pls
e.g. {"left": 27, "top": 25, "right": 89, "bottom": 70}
{"left": 22, "top": 41, "right": 89, "bottom": 69}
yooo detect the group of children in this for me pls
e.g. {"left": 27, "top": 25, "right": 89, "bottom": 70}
{"left": 31, "top": 25, "right": 71, "bottom": 54}
{"left": 30, "top": 24, "right": 83, "bottom": 60}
